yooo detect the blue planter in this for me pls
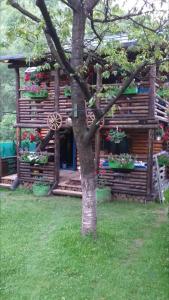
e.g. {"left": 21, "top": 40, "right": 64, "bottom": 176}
{"left": 138, "top": 87, "right": 150, "bottom": 94}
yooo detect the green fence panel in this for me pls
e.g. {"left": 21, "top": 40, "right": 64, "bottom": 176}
{"left": 0, "top": 141, "right": 16, "bottom": 158}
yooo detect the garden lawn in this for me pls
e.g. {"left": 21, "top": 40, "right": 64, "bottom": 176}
{"left": 0, "top": 188, "right": 169, "bottom": 300}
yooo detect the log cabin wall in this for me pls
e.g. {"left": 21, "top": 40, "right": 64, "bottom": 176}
{"left": 9, "top": 61, "right": 168, "bottom": 199}
{"left": 98, "top": 129, "right": 149, "bottom": 198}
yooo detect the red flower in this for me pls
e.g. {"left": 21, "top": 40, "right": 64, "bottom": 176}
{"left": 24, "top": 73, "right": 30, "bottom": 81}
{"left": 100, "top": 169, "right": 106, "bottom": 174}
{"left": 29, "top": 133, "right": 35, "bottom": 142}
{"left": 22, "top": 131, "right": 28, "bottom": 140}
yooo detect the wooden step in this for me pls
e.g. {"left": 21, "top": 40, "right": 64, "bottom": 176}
{"left": 0, "top": 183, "right": 12, "bottom": 189}
{"left": 58, "top": 183, "right": 81, "bottom": 190}
{"left": 52, "top": 189, "right": 82, "bottom": 197}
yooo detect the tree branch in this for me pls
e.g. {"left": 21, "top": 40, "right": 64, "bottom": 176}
{"left": 90, "top": 12, "right": 102, "bottom": 42}
{"left": 89, "top": 10, "right": 153, "bottom": 23}
{"left": 128, "top": 17, "right": 157, "bottom": 33}
{"left": 84, "top": 0, "right": 100, "bottom": 16}
{"left": 7, "top": 0, "right": 64, "bottom": 66}
{"left": 84, "top": 61, "right": 148, "bottom": 144}
{"left": 60, "top": 0, "right": 77, "bottom": 12}
{"left": 7, "top": 0, "right": 40, "bottom": 22}
{"left": 36, "top": 0, "right": 92, "bottom": 101}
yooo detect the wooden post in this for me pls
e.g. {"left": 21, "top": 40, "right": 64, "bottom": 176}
{"left": 146, "top": 128, "right": 154, "bottom": 200}
{"left": 95, "top": 68, "right": 102, "bottom": 170}
{"left": 16, "top": 127, "right": 21, "bottom": 180}
{"left": 149, "top": 65, "right": 156, "bottom": 119}
{"left": 54, "top": 69, "right": 60, "bottom": 185}
{"left": 15, "top": 68, "right": 20, "bottom": 124}
{"left": 15, "top": 68, "right": 20, "bottom": 182}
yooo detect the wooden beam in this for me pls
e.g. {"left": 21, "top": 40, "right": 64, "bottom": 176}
{"left": 146, "top": 128, "right": 154, "bottom": 200}
{"left": 54, "top": 69, "right": 60, "bottom": 185}
{"left": 95, "top": 68, "right": 102, "bottom": 170}
{"left": 149, "top": 65, "right": 156, "bottom": 118}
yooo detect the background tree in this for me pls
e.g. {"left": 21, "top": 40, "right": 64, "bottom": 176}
{"left": 2, "top": 0, "right": 169, "bottom": 236}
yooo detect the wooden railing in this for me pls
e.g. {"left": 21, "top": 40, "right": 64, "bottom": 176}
{"left": 155, "top": 95, "right": 169, "bottom": 123}
{"left": 98, "top": 167, "right": 147, "bottom": 196}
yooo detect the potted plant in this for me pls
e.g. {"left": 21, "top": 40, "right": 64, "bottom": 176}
{"left": 105, "top": 129, "right": 128, "bottom": 154}
{"left": 96, "top": 172, "right": 111, "bottom": 203}
{"left": 108, "top": 153, "right": 135, "bottom": 171}
{"left": 106, "top": 129, "right": 126, "bottom": 144}
{"left": 64, "top": 86, "right": 71, "bottom": 98}
{"left": 155, "top": 125, "right": 164, "bottom": 141}
{"left": 32, "top": 181, "right": 50, "bottom": 196}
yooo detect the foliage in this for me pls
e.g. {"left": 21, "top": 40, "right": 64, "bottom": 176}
{"left": 64, "top": 86, "right": 71, "bottom": 97}
{"left": 157, "top": 87, "right": 169, "bottom": 101}
{"left": 158, "top": 154, "right": 169, "bottom": 167}
{"left": 108, "top": 153, "right": 134, "bottom": 165}
{"left": 0, "top": 113, "right": 16, "bottom": 140}
{"left": 20, "top": 151, "right": 48, "bottom": 164}
{"left": 106, "top": 129, "right": 126, "bottom": 143}
{"left": 1, "top": 190, "right": 169, "bottom": 299}
{"left": 155, "top": 125, "right": 164, "bottom": 138}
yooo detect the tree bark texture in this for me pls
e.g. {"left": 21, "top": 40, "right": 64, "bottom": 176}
{"left": 71, "top": 6, "right": 97, "bottom": 236}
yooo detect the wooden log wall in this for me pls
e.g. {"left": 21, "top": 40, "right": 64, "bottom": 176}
{"left": 98, "top": 128, "right": 149, "bottom": 195}
{"left": 99, "top": 168, "right": 147, "bottom": 196}
{"left": 0, "top": 157, "right": 17, "bottom": 179}
{"left": 19, "top": 162, "right": 55, "bottom": 183}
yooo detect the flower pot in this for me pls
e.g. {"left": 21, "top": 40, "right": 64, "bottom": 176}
{"left": 32, "top": 184, "right": 50, "bottom": 196}
{"left": 156, "top": 136, "right": 162, "bottom": 141}
{"left": 118, "top": 138, "right": 129, "bottom": 154}
{"left": 110, "top": 141, "right": 117, "bottom": 154}
{"left": 123, "top": 87, "right": 138, "bottom": 95}
{"left": 96, "top": 187, "right": 111, "bottom": 203}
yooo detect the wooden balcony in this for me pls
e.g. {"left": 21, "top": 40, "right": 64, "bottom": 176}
{"left": 155, "top": 95, "right": 169, "bottom": 123}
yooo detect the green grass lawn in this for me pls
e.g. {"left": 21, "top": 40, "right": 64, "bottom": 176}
{"left": 1, "top": 188, "right": 169, "bottom": 300}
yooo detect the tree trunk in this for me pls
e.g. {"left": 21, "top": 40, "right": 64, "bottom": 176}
{"left": 78, "top": 142, "right": 97, "bottom": 236}
{"left": 71, "top": 5, "right": 97, "bottom": 236}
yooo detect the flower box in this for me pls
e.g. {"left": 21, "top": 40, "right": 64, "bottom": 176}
{"left": 20, "top": 152, "right": 48, "bottom": 165}
{"left": 109, "top": 161, "right": 134, "bottom": 170}
{"left": 123, "top": 87, "right": 138, "bottom": 95}
{"left": 109, "top": 160, "right": 134, "bottom": 170}
{"left": 24, "top": 89, "right": 48, "bottom": 99}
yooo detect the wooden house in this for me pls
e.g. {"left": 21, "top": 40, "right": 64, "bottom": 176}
{"left": 0, "top": 54, "right": 168, "bottom": 201}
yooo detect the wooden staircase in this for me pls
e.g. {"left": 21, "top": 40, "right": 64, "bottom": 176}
{"left": 0, "top": 174, "right": 17, "bottom": 189}
{"left": 52, "top": 170, "right": 82, "bottom": 197}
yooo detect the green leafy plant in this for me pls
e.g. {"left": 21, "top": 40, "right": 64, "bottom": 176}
{"left": 108, "top": 153, "right": 135, "bottom": 169}
{"left": 20, "top": 151, "right": 48, "bottom": 164}
{"left": 64, "top": 86, "right": 71, "bottom": 97}
{"left": 106, "top": 129, "right": 126, "bottom": 144}
{"left": 0, "top": 113, "right": 16, "bottom": 141}
{"left": 158, "top": 154, "right": 169, "bottom": 167}
{"left": 157, "top": 87, "right": 169, "bottom": 100}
